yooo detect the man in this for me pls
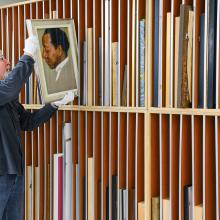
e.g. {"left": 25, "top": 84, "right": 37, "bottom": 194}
{"left": 0, "top": 36, "right": 74, "bottom": 220}
{"left": 42, "top": 28, "right": 77, "bottom": 94}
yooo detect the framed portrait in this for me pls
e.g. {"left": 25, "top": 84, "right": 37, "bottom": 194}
{"left": 26, "top": 19, "right": 79, "bottom": 103}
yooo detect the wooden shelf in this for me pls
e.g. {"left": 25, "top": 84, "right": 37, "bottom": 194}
{"left": 150, "top": 107, "right": 220, "bottom": 116}
{"left": 23, "top": 104, "right": 147, "bottom": 113}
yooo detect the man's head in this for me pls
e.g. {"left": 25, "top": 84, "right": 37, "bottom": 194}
{"left": 0, "top": 53, "right": 10, "bottom": 80}
{"left": 42, "top": 28, "right": 69, "bottom": 69}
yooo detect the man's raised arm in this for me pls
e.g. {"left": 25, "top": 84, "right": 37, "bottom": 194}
{"left": 0, "top": 36, "right": 38, "bottom": 106}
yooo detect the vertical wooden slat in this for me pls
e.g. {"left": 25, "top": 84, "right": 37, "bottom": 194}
{"left": 127, "top": 0, "right": 132, "bottom": 107}
{"left": 205, "top": 116, "right": 216, "bottom": 220}
{"left": 194, "top": 115, "right": 203, "bottom": 210}
{"left": 43, "top": 0, "right": 49, "bottom": 18}
{"left": 118, "top": 0, "right": 127, "bottom": 107}
{"left": 128, "top": 113, "right": 135, "bottom": 219}
{"left": 94, "top": 111, "right": 101, "bottom": 220}
{"left": 137, "top": 113, "right": 145, "bottom": 202}
{"left": 50, "top": 0, "right": 56, "bottom": 16}
{"left": 119, "top": 113, "right": 127, "bottom": 190}
{"left": 108, "top": 112, "right": 112, "bottom": 220}
{"left": 58, "top": 111, "right": 64, "bottom": 153}
{"left": 87, "top": 113, "right": 93, "bottom": 154}
{"left": 102, "top": 112, "right": 109, "bottom": 220}
{"left": 202, "top": 115, "right": 206, "bottom": 219}
{"left": 217, "top": 0, "right": 220, "bottom": 109}
{"left": 135, "top": 0, "right": 139, "bottom": 108}
{"left": 6, "top": 8, "right": 9, "bottom": 60}
{"left": 135, "top": 112, "right": 138, "bottom": 220}
{"left": 181, "top": 115, "right": 192, "bottom": 220}
{"left": 162, "top": 114, "right": 170, "bottom": 202}
{"left": 49, "top": 0, "right": 52, "bottom": 18}
{"left": 8, "top": 8, "right": 12, "bottom": 65}
{"left": 215, "top": 116, "right": 219, "bottom": 220}
{"left": 72, "top": 110, "right": 78, "bottom": 220}
{"left": 151, "top": 114, "right": 160, "bottom": 198}
{"left": 203, "top": 0, "right": 208, "bottom": 108}
{"left": 45, "top": 121, "right": 51, "bottom": 220}
{"left": 2, "top": 9, "right": 6, "bottom": 55}
{"left": 79, "top": 112, "right": 85, "bottom": 220}
{"left": 178, "top": 114, "right": 182, "bottom": 220}
{"left": 65, "top": 0, "right": 70, "bottom": 18}
{"left": 14, "top": 7, "right": 19, "bottom": 64}
{"left": 110, "top": 47, "right": 119, "bottom": 220}
{"left": 159, "top": 114, "right": 162, "bottom": 220}
{"left": 33, "top": 128, "right": 38, "bottom": 220}
{"left": 171, "top": 114, "right": 180, "bottom": 220}
{"left": 94, "top": 0, "right": 101, "bottom": 106}
{"left": 85, "top": 2, "right": 90, "bottom": 217}
{"left": 127, "top": 108, "right": 135, "bottom": 220}
{"left": 169, "top": 114, "right": 172, "bottom": 217}
{"left": 117, "top": 111, "right": 122, "bottom": 219}
{"left": 193, "top": 0, "right": 205, "bottom": 108}
{"left": 51, "top": 114, "right": 57, "bottom": 220}
{"left": 218, "top": 116, "right": 220, "bottom": 219}
{"left": 39, "top": 124, "right": 44, "bottom": 220}
{"left": 58, "top": 0, "right": 63, "bottom": 18}
{"left": 78, "top": 0, "right": 85, "bottom": 106}
{"left": 111, "top": 112, "right": 118, "bottom": 175}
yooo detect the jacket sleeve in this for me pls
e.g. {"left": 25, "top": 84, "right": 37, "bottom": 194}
{"left": 0, "top": 55, "right": 34, "bottom": 106}
{"left": 17, "top": 102, "right": 58, "bottom": 131}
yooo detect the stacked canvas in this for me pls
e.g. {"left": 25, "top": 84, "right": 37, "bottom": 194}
{"left": 63, "top": 123, "right": 73, "bottom": 220}
{"left": 53, "top": 153, "right": 63, "bottom": 220}
{"left": 53, "top": 123, "right": 73, "bottom": 220}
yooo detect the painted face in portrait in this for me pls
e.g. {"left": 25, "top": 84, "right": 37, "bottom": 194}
{"left": 42, "top": 33, "right": 64, "bottom": 69}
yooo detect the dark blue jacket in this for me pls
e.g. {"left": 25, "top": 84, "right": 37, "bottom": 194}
{"left": 0, "top": 55, "right": 57, "bottom": 175}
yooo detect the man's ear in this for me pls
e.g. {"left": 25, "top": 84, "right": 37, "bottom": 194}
{"left": 0, "top": 61, "right": 7, "bottom": 80}
{"left": 57, "top": 45, "right": 63, "bottom": 56}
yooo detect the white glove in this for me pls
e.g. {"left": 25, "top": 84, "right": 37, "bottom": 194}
{"left": 23, "top": 36, "right": 38, "bottom": 60}
{"left": 52, "top": 91, "right": 75, "bottom": 108}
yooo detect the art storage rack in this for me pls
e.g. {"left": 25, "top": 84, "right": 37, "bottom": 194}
{"left": 0, "top": 0, "right": 220, "bottom": 220}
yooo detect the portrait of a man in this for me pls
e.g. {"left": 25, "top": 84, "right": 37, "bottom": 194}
{"left": 26, "top": 19, "right": 79, "bottom": 103}
{"left": 41, "top": 28, "right": 77, "bottom": 94}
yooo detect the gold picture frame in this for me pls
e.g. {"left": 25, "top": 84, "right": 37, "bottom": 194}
{"left": 26, "top": 19, "right": 79, "bottom": 103}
